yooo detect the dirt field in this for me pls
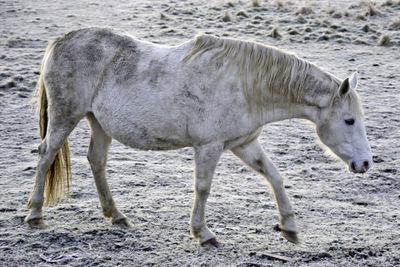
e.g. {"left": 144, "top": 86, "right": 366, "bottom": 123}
{"left": 0, "top": 0, "right": 399, "bottom": 266}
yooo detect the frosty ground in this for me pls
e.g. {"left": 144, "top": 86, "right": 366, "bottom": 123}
{"left": 0, "top": 0, "right": 399, "bottom": 266}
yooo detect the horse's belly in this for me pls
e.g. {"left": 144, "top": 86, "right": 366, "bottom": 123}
{"left": 119, "top": 135, "right": 189, "bottom": 151}
{"left": 116, "top": 130, "right": 190, "bottom": 151}
{"left": 94, "top": 109, "right": 191, "bottom": 151}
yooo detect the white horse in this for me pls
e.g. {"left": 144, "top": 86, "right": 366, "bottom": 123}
{"left": 26, "top": 28, "right": 372, "bottom": 247}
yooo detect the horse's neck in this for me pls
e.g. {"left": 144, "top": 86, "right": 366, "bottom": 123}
{"left": 258, "top": 102, "right": 319, "bottom": 125}
{"left": 258, "top": 70, "right": 336, "bottom": 125}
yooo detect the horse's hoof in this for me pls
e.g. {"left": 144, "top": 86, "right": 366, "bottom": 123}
{"left": 201, "top": 237, "right": 220, "bottom": 248}
{"left": 27, "top": 217, "right": 45, "bottom": 228}
{"left": 112, "top": 217, "right": 132, "bottom": 228}
{"left": 282, "top": 230, "right": 299, "bottom": 244}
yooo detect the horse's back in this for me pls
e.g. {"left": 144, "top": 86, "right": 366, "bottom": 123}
{"left": 42, "top": 28, "right": 256, "bottom": 150}
{"left": 42, "top": 28, "right": 194, "bottom": 149}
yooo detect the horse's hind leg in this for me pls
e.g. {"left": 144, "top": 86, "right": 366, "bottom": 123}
{"left": 86, "top": 113, "right": 130, "bottom": 227}
{"left": 231, "top": 139, "right": 299, "bottom": 244}
{"left": 26, "top": 120, "right": 77, "bottom": 227}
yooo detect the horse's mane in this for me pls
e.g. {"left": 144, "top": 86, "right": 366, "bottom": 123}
{"left": 183, "top": 34, "right": 362, "bottom": 115}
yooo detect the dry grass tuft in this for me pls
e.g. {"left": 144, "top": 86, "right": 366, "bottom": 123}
{"left": 352, "top": 1, "right": 383, "bottom": 19}
{"left": 361, "top": 24, "right": 370, "bottom": 32}
{"left": 236, "top": 10, "right": 249, "bottom": 18}
{"left": 296, "top": 5, "right": 313, "bottom": 15}
{"left": 382, "top": 0, "right": 394, "bottom": 6}
{"left": 389, "top": 17, "right": 400, "bottom": 30}
{"left": 324, "top": 3, "right": 343, "bottom": 18}
{"left": 366, "top": 2, "right": 382, "bottom": 16}
{"left": 222, "top": 12, "right": 232, "bottom": 22}
{"left": 270, "top": 25, "right": 281, "bottom": 38}
{"left": 226, "top": 1, "right": 235, "bottom": 8}
{"left": 332, "top": 12, "right": 343, "bottom": 18}
{"left": 325, "top": 3, "right": 336, "bottom": 15}
{"left": 382, "top": 0, "right": 400, "bottom": 6}
{"left": 275, "top": 0, "right": 285, "bottom": 9}
{"left": 356, "top": 14, "right": 366, "bottom": 20}
{"left": 317, "top": 34, "right": 330, "bottom": 42}
{"left": 363, "top": 1, "right": 382, "bottom": 16}
{"left": 377, "top": 33, "right": 391, "bottom": 46}
{"left": 160, "top": 13, "right": 168, "bottom": 20}
{"left": 252, "top": 0, "right": 261, "bottom": 8}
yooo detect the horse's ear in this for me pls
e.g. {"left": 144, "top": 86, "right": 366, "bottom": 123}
{"left": 349, "top": 72, "right": 358, "bottom": 90}
{"left": 339, "top": 78, "right": 350, "bottom": 98}
{"left": 338, "top": 72, "right": 357, "bottom": 98}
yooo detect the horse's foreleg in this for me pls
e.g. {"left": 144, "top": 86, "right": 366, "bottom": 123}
{"left": 191, "top": 143, "right": 223, "bottom": 247}
{"left": 231, "top": 139, "right": 299, "bottom": 244}
{"left": 87, "top": 114, "right": 130, "bottom": 227}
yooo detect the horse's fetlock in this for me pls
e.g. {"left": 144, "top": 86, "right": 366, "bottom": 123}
{"left": 191, "top": 227, "right": 201, "bottom": 237}
{"left": 27, "top": 197, "right": 44, "bottom": 210}
{"left": 111, "top": 212, "right": 131, "bottom": 228}
{"left": 26, "top": 217, "right": 46, "bottom": 228}
{"left": 190, "top": 221, "right": 206, "bottom": 236}
{"left": 26, "top": 205, "right": 45, "bottom": 228}
{"left": 280, "top": 213, "right": 297, "bottom": 233}
{"left": 192, "top": 226, "right": 216, "bottom": 244}
{"left": 101, "top": 207, "right": 113, "bottom": 218}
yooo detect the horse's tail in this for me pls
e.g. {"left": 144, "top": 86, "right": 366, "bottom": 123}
{"left": 35, "top": 39, "right": 72, "bottom": 206}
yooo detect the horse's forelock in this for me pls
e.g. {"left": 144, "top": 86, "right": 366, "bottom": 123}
{"left": 339, "top": 90, "right": 364, "bottom": 116}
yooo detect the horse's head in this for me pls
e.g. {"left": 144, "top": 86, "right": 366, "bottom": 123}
{"left": 315, "top": 72, "right": 372, "bottom": 173}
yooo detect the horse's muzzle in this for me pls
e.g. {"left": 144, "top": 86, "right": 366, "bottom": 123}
{"left": 350, "top": 159, "right": 372, "bottom": 173}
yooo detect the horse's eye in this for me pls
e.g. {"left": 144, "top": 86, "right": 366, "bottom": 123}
{"left": 345, "top": 118, "right": 355, "bottom": 125}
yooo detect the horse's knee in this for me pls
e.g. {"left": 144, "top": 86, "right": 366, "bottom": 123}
{"left": 86, "top": 152, "right": 96, "bottom": 167}
{"left": 87, "top": 150, "right": 106, "bottom": 172}
{"left": 195, "top": 179, "right": 211, "bottom": 196}
{"left": 38, "top": 141, "right": 47, "bottom": 156}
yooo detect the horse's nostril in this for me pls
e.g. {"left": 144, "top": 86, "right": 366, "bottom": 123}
{"left": 363, "top": 160, "right": 369, "bottom": 169}
{"left": 351, "top": 161, "right": 356, "bottom": 171}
